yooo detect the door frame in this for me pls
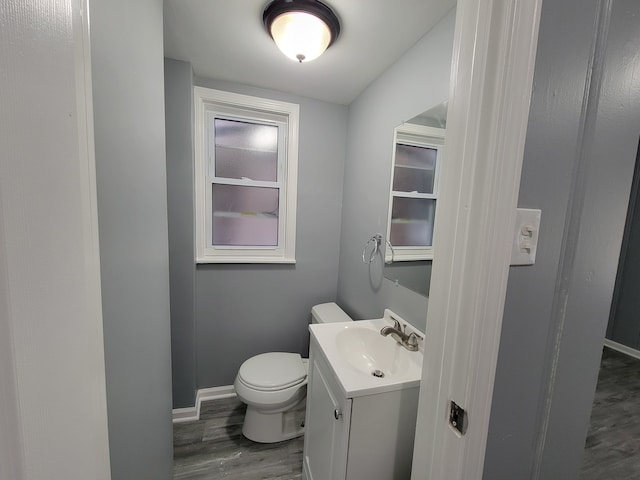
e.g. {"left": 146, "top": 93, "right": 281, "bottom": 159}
{"left": 0, "top": 0, "right": 111, "bottom": 478}
{"left": 411, "top": 0, "right": 543, "bottom": 478}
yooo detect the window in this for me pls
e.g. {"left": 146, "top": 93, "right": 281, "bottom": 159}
{"left": 386, "top": 124, "right": 445, "bottom": 262}
{"left": 194, "top": 87, "right": 299, "bottom": 263}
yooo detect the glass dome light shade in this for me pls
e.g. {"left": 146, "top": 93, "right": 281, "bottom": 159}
{"left": 270, "top": 11, "right": 332, "bottom": 62}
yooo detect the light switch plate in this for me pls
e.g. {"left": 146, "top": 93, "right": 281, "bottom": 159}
{"left": 510, "top": 208, "right": 541, "bottom": 266}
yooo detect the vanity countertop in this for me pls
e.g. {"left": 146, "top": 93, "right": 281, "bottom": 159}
{"left": 309, "top": 313, "right": 423, "bottom": 398}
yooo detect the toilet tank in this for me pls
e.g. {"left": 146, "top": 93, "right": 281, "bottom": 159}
{"left": 311, "top": 302, "right": 352, "bottom": 324}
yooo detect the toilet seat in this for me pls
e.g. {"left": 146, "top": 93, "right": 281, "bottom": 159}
{"left": 237, "top": 352, "right": 306, "bottom": 391}
{"left": 235, "top": 354, "right": 308, "bottom": 410}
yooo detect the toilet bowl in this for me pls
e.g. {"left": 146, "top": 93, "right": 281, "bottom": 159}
{"left": 234, "top": 302, "right": 352, "bottom": 443}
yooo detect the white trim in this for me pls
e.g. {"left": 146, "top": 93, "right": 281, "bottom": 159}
{"left": 172, "top": 385, "right": 237, "bottom": 423}
{"left": 171, "top": 406, "right": 199, "bottom": 424}
{"left": 603, "top": 339, "right": 640, "bottom": 361}
{"left": 197, "top": 385, "right": 237, "bottom": 403}
{"left": 399, "top": 123, "right": 446, "bottom": 139}
{"left": 193, "top": 87, "right": 299, "bottom": 264}
{"left": 196, "top": 256, "right": 296, "bottom": 264}
{"left": 0, "top": 1, "right": 111, "bottom": 477}
{"left": 411, "top": 0, "right": 543, "bottom": 478}
{"left": 73, "top": 2, "right": 112, "bottom": 475}
{"left": 386, "top": 250, "right": 433, "bottom": 263}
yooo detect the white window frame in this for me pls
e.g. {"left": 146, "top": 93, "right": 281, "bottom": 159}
{"left": 386, "top": 124, "right": 445, "bottom": 262}
{"left": 194, "top": 87, "right": 299, "bottom": 263}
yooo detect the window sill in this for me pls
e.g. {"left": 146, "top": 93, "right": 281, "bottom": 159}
{"left": 196, "top": 256, "right": 296, "bottom": 264}
{"left": 385, "top": 251, "right": 434, "bottom": 262}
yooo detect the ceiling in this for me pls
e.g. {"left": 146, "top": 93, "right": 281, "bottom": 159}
{"left": 163, "top": 0, "right": 456, "bottom": 105}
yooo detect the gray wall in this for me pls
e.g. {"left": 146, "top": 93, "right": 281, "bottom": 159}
{"left": 337, "top": 8, "right": 455, "bottom": 331}
{"left": 165, "top": 58, "right": 197, "bottom": 408}
{"left": 484, "top": 0, "right": 640, "bottom": 477}
{"left": 91, "top": 0, "right": 174, "bottom": 478}
{"left": 483, "top": 1, "right": 600, "bottom": 474}
{"left": 186, "top": 77, "right": 348, "bottom": 389}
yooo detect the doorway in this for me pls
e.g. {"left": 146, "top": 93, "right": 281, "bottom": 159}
{"left": 581, "top": 137, "right": 640, "bottom": 479}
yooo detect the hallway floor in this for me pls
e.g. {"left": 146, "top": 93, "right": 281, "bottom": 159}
{"left": 580, "top": 347, "right": 640, "bottom": 479}
{"left": 173, "top": 397, "right": 303, "bottom": 479}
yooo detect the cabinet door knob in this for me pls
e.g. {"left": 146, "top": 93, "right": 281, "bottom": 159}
{"left": 334, "top": 409, "right": 342, "bottom": 420}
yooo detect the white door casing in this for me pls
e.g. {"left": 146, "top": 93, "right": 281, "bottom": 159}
{"left": 0, "top": 0, "right": 111, "bottom": 479}
{"left": 411, "top": 0, "right": 543, "bottom": 478}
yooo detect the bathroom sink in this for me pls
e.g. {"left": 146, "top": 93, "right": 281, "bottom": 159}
{"left": 309, "top": 312, "right": 423, "bottom": 397}
{"left": 335, "top": 326, "right": 411, "bottom": 378}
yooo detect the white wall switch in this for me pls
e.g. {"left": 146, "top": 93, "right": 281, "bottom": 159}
{"left": 510, "top": 208, "right": 542, "bottom": 266}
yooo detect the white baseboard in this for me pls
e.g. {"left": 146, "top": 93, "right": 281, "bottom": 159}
{"left": 197, "top": 385, "right": 236, "bottom": 403}
{"left": 172, "top": 406, "right": 198, "bottom": 423}
{"left": 172, "top": 385, "right": 236, "bottom": 423}
{"left": 603, "top": 339, "right": 640, "bottom": 360}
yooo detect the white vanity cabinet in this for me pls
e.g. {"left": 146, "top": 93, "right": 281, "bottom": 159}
{"left": 302, "top": 337, "right": 420, "bottom": 480}
{"left": 303, "top": 342, "right": 352, "bottom": 480}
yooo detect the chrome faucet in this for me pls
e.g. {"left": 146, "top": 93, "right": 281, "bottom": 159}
{"left": 380, "top": 318, "right": 421, "bottom": 351}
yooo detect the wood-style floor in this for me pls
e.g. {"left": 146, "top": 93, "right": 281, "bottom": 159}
{"left": 173, "top": 396, "right": 304, "bottom": 480}
{"left": 580, "top": 347, "right": 640, "bottom": 479}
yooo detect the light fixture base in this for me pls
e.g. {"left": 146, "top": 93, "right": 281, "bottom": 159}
{"left": 263, "top": 0, "right": 341, "bottom": 63}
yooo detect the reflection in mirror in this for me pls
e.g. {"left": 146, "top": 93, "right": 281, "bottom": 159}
{"left": 384, "top": 100, "right": 447, "bottom": 295}
{"left": 409, "top": 100, "right": 448, "bottom": 129}
{"left": 385, "top": 261, "right": 431, "bottom": 296}
{"left": 386, "top": 124, "right": 444, "bottom": 261}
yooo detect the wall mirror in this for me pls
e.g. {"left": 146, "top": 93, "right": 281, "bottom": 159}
{"left": 384, "top": 101, "right": 448, "bottom": 296}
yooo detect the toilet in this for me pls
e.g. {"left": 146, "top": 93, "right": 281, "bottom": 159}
{"left": 234, "top": 302, "right": 352, "bottom": 443}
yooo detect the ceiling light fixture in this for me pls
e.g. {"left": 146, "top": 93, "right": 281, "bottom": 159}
{"left": 263, "top": 0, "right": 341, "bottom": 63}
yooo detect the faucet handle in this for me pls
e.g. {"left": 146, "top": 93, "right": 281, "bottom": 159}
{"left": 390, "top": 317, "right": 402, "bottom": 331}
{"left": 404, "top": 332, "right": 421, "bottom": 351}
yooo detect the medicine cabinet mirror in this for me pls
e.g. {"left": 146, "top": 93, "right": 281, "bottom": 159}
{"left": 383, "top": 101, "right": 447, "bottom": 295}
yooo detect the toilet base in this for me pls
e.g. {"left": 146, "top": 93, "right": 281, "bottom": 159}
{"left": 242, "top": 396, "right": 306, "bottom": 443}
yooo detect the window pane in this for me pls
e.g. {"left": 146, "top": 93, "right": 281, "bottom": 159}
{"left": 212, "top": 184, "right": 279, "bottom": 246}
{"left": 390, "top": 197, "right": 436, "bottom": 247}
{"left": 392, "top": 143, "right": 437, "bottom": 194}
{"left": 213, "top": 118, "right": 278, "bottom": 182}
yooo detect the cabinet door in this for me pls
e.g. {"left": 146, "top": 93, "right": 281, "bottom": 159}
{"left": 303, "top": 349, "right": 351, "bottom": 480}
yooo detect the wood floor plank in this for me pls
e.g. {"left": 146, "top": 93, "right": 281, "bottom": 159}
{"left": 580, "top": 347, "right": 640, "bottom": 479}
{"left": 174, "top": 397, "right": 304, "bottom": 480}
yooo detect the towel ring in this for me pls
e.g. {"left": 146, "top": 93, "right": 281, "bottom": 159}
{"left": 362, "top": 234, "right": 383, "bottom": 264}
{"left": 384, "top": 239, "right": 395, "bottom": 264}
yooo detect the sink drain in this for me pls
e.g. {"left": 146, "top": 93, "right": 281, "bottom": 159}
{"left": 372, "top": 369, "right": 385, "bottom": 378}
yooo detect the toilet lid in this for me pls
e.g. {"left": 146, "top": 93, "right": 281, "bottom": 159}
{"left": 238, "top": 352, "right": 306, "bottom": 391}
